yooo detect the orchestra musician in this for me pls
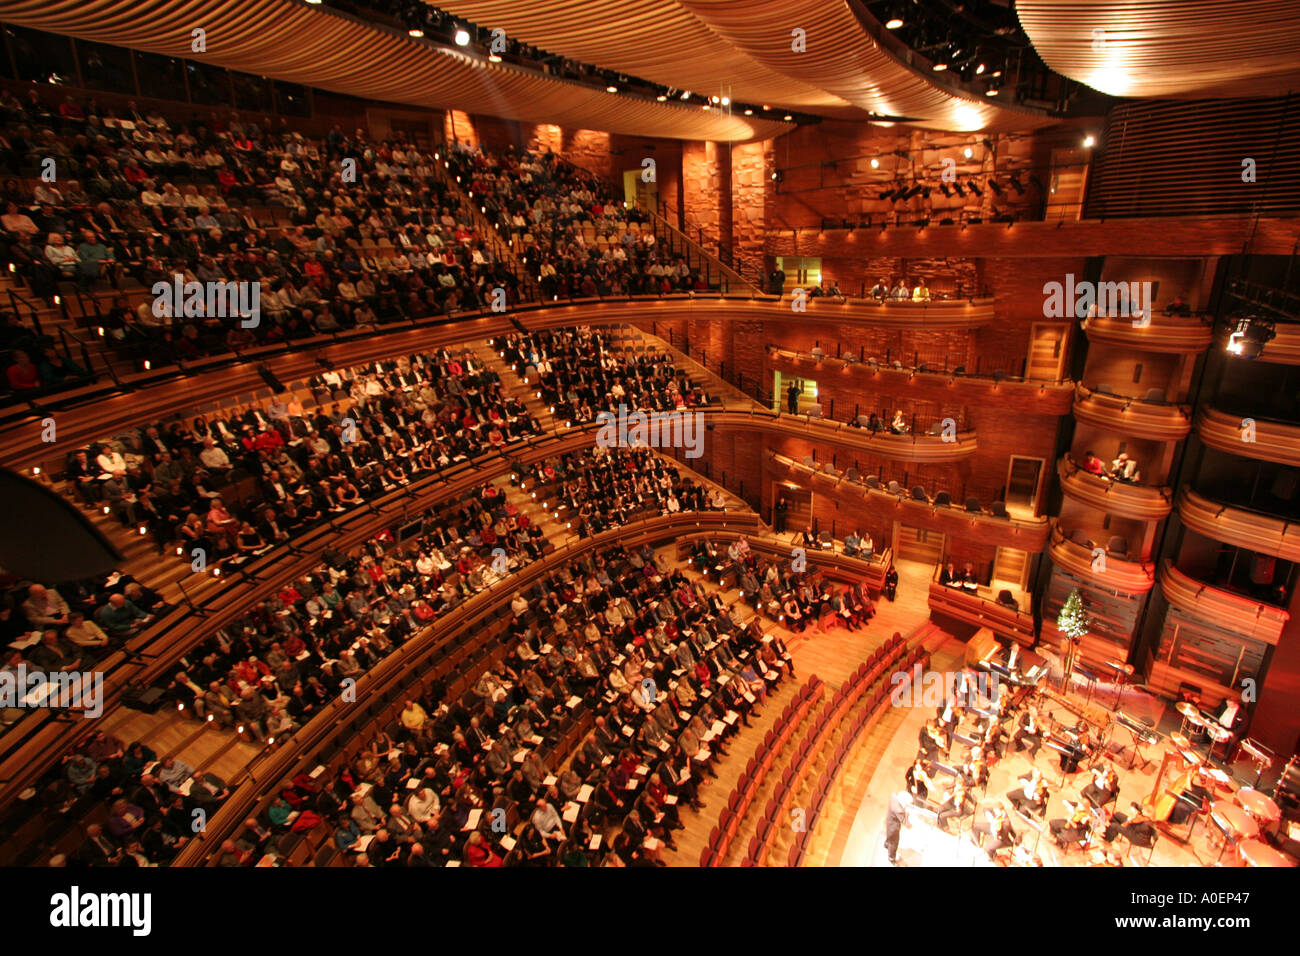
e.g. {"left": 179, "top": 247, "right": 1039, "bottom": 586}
{"left": 961, "top": 746, "right": 989, "bottom": 789}
{"left": 1049, "top": 799, "right": 1094, "bottom": 849}
{"left": 1006, "top": 768, "right": 1049, "bottom": 817}
{"left": 919, "top": 720, "right": 948, "bottom": 760}
{"left": 906, "top": 757, "right": 936, "bottom": 801}
{"left": 937, "top": 698, "right": 958, "bottom": 743}
{"left": 1081, "top": 763, "right": 1119, "bottom": 809}
{"left": 936, "top": 777, "right": 973, "bottom": 832}
{"left": 1102, "top": 802, "right": 1157, "bottom": 849}
{"left": 1011, "top": 705, "right": 1044, "bottom": 758}
{"left": 973, "top": 805, "right": 1017, "bottom": 861}
{"left": 1055, "top": 723, "right": 1094, "bottom": 774}
{"left": 981, "top": 714, "right": 1007, "bottom": 760}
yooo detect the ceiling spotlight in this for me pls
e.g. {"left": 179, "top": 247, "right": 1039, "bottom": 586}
{"left": 656, "top": 94, "right": 667, "bottom": 101}
{"left": 932, "top": 62, "right": 948, "bottom": 72}
{"left": 703, "top": 104, "right": 711, "bottom": 110}
{"left": 963, "top": 147, "right": 973, "bottom": 158}
{"left": 885, "top": 17, "right": 904, "bottom": 29}
{"left": 990, "top": 70, "right": 1002, "bottom": 78}
{"left": 681, "top": 90, "right": 692, "bottom": 100}
{"left": 976, "top": 63, "right": 986, "bottom": 75}
{"left": 985, "top": 87, "right": 999, "bottom": 97}
{"left": 711, "top": 95, "right": 720, "bottom": 103}
{"left": 454, "top": 28, "right": 471, "bottom": 46}
{"left": 606, "top": 85, "right": 618, "bottom": 93}
{"left": 743, "top": 108, "right": 753, "bottom": 115}
{"left": 870, "top": 158, "right": 879, "bottom": 169}
{"left": 783, "top": 114, "right": 793, "bottom": 121}
{"left": 762, "top": 104, "right": 771, "bottom": 110}
{"left": 489, "top": 54, "right": 502, "bottom": 62}
{"left": 1083, "top": 134, "right": 1096, "bottom": 148}
{"left": 721, "top": 96, "right": 730, "bottom": 106}
{"left": 408, "top": 28, "right": 424, "bottom": 37}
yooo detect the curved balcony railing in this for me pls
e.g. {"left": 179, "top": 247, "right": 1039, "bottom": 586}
{"left": 1057, "top": 456, "right": 1172, "bottom": 521}
{"left": 1177, "top": 488, "right": 1300, "bottom": 563}
{"left": 1197, "top": 406, "right": 1300, "bottom": 468}
{"left": 767, "top": 346, "right": 1075, "bottom": 415}
{"left": 769, "top": 452, "right": 1048, "bottom": 551}
{"left": 1047, "top": 521, "right": 1156, "bottom": 594}
{"left": 1158, "top": 560, "right": 1290, "bottom": 644}
{"left": 1081, "top": 312, "right": 1214, "bottom": 353}
{"left": 1072, "top": 383, "right": 1192, "bottom": 441}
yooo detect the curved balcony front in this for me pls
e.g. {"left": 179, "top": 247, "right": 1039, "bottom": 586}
{"left": 768, "top": 452, "right": 1049, "bottom": 551}
{"left": 1177, "top": 488, "right": 1300, "bottom": 563}
{"left": 1057, "top": 456, "right": 1172, "bottom": 521}
{"left": 1197, "top": 407, "right": 1300, "bottom": 468}
{"left": 1082, "top": 313, "right": 1214, "bottom": 353}
{"left": 1158, "top": 561, "right": 1290, "bottom": 644}
{"left": 768, "top": 347, "right": 1075, "bottom": 416}
{"left": 1047, "top": 521, "right": 1156, "bottom": 594}
{"left": 729, "top": 409, "right": 976, "bottom": 463}
{"left": 1072, "top": 384, "right": 1192, "bottom": 442}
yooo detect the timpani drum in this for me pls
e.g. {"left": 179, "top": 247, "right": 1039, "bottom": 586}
{"left": 1234, "top": 788, "right": 1282, "bottom": 837}
{"left": 1236, "top": 838, "right": 1296, "bottom": 868}
{"left": 1210, "top": 802, "right": 1259, "bottom": 846}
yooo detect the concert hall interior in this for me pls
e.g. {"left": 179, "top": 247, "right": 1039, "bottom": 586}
{"left": 1, "top": 0, "right": 1300, "bottom": 872}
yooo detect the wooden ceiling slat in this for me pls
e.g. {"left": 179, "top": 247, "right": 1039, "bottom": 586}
{"left": 438, "top": 0, "right": 1056, "bottom": 130}
{"left": 1017, "top": 1, "right": 1300, "bottom": 97}
{"left": 4, "top": 0, "right": 790, "bottom": 141}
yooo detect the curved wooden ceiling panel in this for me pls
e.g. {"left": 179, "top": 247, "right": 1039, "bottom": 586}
{"left": 4, "top": 0, "right": 790, "bottom": 141}
{"left": 678, "top": 0, "right": 1056, "bottom": 131}
{"left": 433, "top": 0, "right": 856, "bottom": 114}
{"left": 439, "top": 0, "right": 1055, "bottom": 129}
{"left": 1016, "top": 1, "right": 1300, "bottom": 97}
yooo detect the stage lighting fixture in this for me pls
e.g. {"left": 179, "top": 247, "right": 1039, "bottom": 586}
{"left": 885, "top": 17, "right": 904, "bottom": 30}
{"left": 953, "top": 182, "right": 965, "bottom": 197}
{"left": 454, "top": 27, "right": 470, "bottom": 46}
{"left": 968, "top": 179, "right": 982, "bottom": 196}
{"left": 744, "top": 108, "right": 753, "bottom": 115}
{"left": 939, "top": 183, "right": 951, "bottom": 197}
{"left": 408, "top": 28, "right": 424, "bottom": 37}
{"left": 989, "top": 179, "right": 1003, "bottom": 196}
{"left": 606, "top": 85, "right": 618, "bottom": 93}
{"left": 963, "top": 147, "right": 973, "bottom": 158}
{"left": 783, "top": 114, "right": 793, "bottom": 121}
{"left": 681, "top": 90, "right": 692, "bottom": 100}
{"left": 932, "top": 62, "right": 948, "bottom": 72}
{"left": 975, "top": 62, "right": 986, "bottom": 75}
{"left": 1226, "top": 316, "right": 1276, "bottom": 358}
{"left": 1083, "top": 134, "right": 1096, "bottom": 148}
{"left": 656, "top": 94, "right": 667, "bottom": 101}
{"left": 870, "top": 158, "right": 880, "bottom": 169}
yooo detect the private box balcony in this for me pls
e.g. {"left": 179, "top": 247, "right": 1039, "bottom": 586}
{"left": 927, "top": 570, "right": 1036, "bottom": 646}
{"left": 1177, "top": 488, "right": 1300, "bottom": 563}
{"left": 1081, "top": 312, "right": 1213, "bottom": 353}
{"left": 767, "top": 346, "right": 1075, "bottom": 416}
{"left": 1057, "top": 456, "right": 1172, "bottom": 521}
{"left": 768, "top": 452, "right": 1050, "bottom": 552}
{"left": 1047, "top": 521, "right": 1156, "bottom": 594}
{"left": 725, "top": 408, "right": 977, "bottom": 463}
{"left": 1158, "top": 561, "right": 1290, "bottom": 644}
{"left": 1072, "top": 384, "right": 1192, "bottom": 441}
{"left": 1197, "top": 407, "right": 1300, "bottom": 468}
